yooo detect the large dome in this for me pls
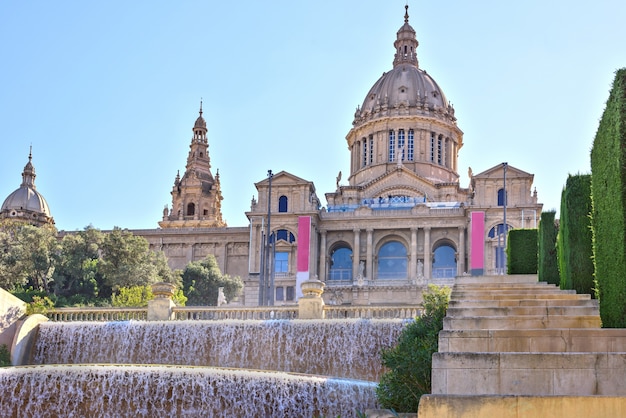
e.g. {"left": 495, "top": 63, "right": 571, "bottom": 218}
{"left": 352, "top": 6, "right": 456, "bottom": 127}
{"left": 0, "top": 151, "right": 54, "bottom": 225}
{"left": 358, "top": 65, "right": 449, "bottom": 116}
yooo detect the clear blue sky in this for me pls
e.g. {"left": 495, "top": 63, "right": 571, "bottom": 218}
{"left": 1, "top": 1, "right": 624, "bottom": 231}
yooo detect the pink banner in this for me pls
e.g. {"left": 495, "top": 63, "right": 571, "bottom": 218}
{"left": 297, "top": 216, "right": 311, "bottom": 272}
{"left": 471, "top": 212, "right": 485, "bottom": 274}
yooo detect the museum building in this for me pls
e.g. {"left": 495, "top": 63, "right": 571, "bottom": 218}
{"left": 1, "top": 6, "right": 542, "bottom": 307}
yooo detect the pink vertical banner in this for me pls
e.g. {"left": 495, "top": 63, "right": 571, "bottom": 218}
{"left": 296, "top": 216, "right": 311, "bottom": 299}
{"left": 470, "top": 211, "right": 485, "bottom": 275}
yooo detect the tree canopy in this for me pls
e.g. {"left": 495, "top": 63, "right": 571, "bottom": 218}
{"left": 182, "top": 255, "right": 243, "bottom": 306}
{"left": 0, "top": 221, "right": 179, "bottom": 307}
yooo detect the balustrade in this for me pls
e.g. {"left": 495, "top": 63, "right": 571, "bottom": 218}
{"left": 46, "top": 305, "right": 421, "bottom": 322}
{"left": 46, "top": 308, "right": 147, "bottom": 322}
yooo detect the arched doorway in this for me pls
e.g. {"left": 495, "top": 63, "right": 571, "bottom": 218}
{"left": 432, "top": 243, "right": 456, "bottom": 278}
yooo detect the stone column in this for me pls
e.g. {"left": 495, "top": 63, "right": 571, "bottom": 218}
{"left": 423, "top": 227, "right": 432, "bottom": 280}
{"left": 353, "top": 229, "right": 361, "bottom": 279}
{"left": 410, "top": 227, "right": 418, "bottom": 280}
{"left": 319, "top": 230, "right": 327, "bottom": 282}
{"left": 458, "top": 226, "right": 466, "bottom": 276}
{"left": 366, "top": 228, "right": 373, "bottom": 280}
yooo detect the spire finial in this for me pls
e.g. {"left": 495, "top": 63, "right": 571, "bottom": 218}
{"left": 404, "top": 4, "right": 409, "bottom": 23}
{"left": 29, "top": 144, "right": 32, "bottom": 162}
{"left": 199, "top": 99, "right": 203, "bottom": 116}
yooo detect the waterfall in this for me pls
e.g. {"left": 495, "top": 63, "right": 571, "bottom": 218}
{"left": 3, "top": 318, "right": 410, "bottom": 416}
{"left": 31, "top": 319, "right": 406, "bottom": 381}
{"left": 0, "top": 364, "right": 379, "bottom": 417}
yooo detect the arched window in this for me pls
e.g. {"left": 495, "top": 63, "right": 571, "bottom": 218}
{"left": 362, "top": 137, "right": 368, "bottom": 167}
{"left": 270, "top": 229, "right": 295, "bottom": 243}
{"left": 377, "top": 241, "right": 407, "bottom": 279}
{"left": 430, "top": 132, "right": 436, "bottom": 162}
{"left": 398, "top": 129, "right": 405, "bottom": 161}
{"left": 407, "top": 129, "right": 414, "bottom": 161}
{"left": 389, "top": 130, "right": 396, "bottom": 162}
{"left": 437, "top": 135, "right": 443, "bottom": 165}
{"left": 488, "top": 223, "right": 512, "bottom": 238}
{"left": 187, "top": 203, "right": 195, "bottom": 216}
{"left": 433, "top": 244, "right": 456, "bottom": 278}
{"left": 329, "top": 246, "right": 353, "bottom": 280}
{"left": 497, "top": 188, "right": 507, "bottom": 206}
{"left": 278, "top": 195, "right": 288, "bottom": 212}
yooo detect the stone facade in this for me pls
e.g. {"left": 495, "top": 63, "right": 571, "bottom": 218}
{"left": 138, "top": 6, "right": 543, "bottom": 307}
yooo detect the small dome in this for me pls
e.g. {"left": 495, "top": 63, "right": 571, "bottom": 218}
{"left": 0, "top": 151, "right": 54, "bottom": 225}
{"left": 1, "top": 187, "right": 51, "bottom": 216}
{"left": 194, "top": 101, "right": 207, "bottom": 129}
{"left": 194, "top": 114, "right": 206, "bottom": 129}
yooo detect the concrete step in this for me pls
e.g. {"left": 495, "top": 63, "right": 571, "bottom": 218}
{"left": 446, "top": 305, "right": 599, "bottom": 318}
{"left": 438, "top": 328, "right": 626, "bottom": 353}
{"left": 454, "top": 275, "right": 539, "bottom": 285}
{"left": 453, "top": 289, "right": 577, "bottom": 298}
{"left": 418, "top": 395, "right": 626, "bottom": 418}
{"left": 448, "top": 299, "right": 598, "bottom": 308}
{"left": 453, "top": 282, "right": 557, "bottom": 290}
{"left": 450, "top": 293, "right": 591, "bottom": 301}
{"left": 443, "top": 315, "right": 601, "bottom": 330}
{"left": 431, "top": 352, "right": 626, "bottom": 396}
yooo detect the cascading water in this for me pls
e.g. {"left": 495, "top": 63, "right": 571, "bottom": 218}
{"left": 31, "top": 319, "right": 404, "bottom": 381}
{"left": 0, "top": 364, "right": 378, "bottom": 417}
{"left": 3, "top": 318, "right": 409, "bottom": 417}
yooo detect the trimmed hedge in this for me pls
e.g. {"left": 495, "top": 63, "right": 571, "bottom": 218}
{"left": 590, "top": 68, "right": 626, "bottom": 327}
{"left": 538, "top": 211, "right": 559, "bottom": 284}
{"left": 507, "top": 229, "right": 538, "bottom": 274}
{"left": 558, "top": 174, "right": 594, "bottom": 296}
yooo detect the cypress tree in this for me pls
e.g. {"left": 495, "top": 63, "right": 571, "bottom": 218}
{"left": 538, "top": 211, "right": 559, "bottom": 284}
{"left": 557, "top": 174, "right": 594, "bottom": 296}
{"left": 590, "top": 68, "right": 626, "bottom": 327}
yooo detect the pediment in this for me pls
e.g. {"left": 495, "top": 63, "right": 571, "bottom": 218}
{"left": 255, "top": 170, "right": 314, "bottom": 188}
{"left": 472, "top": 164, "right": 533, "bottom": 180}
{"left": 360, "top": 168, "right": 437, "bottom": 200}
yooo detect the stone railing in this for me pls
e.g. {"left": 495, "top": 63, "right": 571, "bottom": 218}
{"left": 45, "top": 305, "right": 421, "bottom": 322}
{"left": 46, "top": 307, "right": 148, "bottom": 322}
{"left": 324, "top": 305, "right": 422, "bottom": 319}
{"left": 172, "top": 306, "right": 298, "bottom": 321}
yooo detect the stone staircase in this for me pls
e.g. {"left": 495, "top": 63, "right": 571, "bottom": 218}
{"left": 418, "top": 274, "right": 626, "bottom": 418}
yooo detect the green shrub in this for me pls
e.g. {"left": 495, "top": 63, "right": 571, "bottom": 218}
{"left": 111, "top": 285, "right": 153, "bottom": 307}
{"left": 590, "top": 68, "right": 626, "bottom": 327}
{"left": 0, "top": 344, "right": 11, "bottom": 367}
{"left": 376, "top": 284, "right": 450, "bottom": 412}
{"left": 25, "top": 295, "right": 55, "bottom": 315}
{"left": 558, "top": 174, "right": 594, "bottom": 295}
{"left": 172, "top": 289, "right": 187, "bottom": 306}
{"left": 507, "top": 229, "right": 538, "bottom": 274}
{"left": 538, "top": 211, "right": 559, "bottom": 284}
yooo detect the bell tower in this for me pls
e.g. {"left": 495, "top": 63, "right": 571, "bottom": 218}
{"left": 159, "top": 102, "right": 226, "bottom": 228}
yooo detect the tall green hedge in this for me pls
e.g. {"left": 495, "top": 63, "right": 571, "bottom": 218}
{"left": 590, "top": 68, "right": 626, "bottom": 328}
{"left": 557, "top": 174, "right": 594, "bottom": 296}
{"left": 507, "top": 229, "right": 538, "bottom": 274}
{"left": 538, "top": 211, "right": 559, "bottom": 284}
